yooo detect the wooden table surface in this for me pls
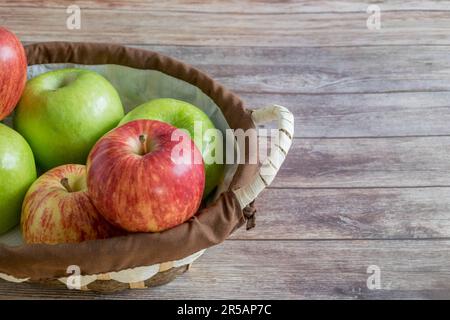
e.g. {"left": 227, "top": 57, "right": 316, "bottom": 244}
{"left": 2, "top": 0, "right": 450, "bottom": 300}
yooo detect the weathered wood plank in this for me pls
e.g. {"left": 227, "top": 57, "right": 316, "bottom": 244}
{"left": 2, "top": 0, "right": 449, "bottom": 13}
{"left": 242, "top": 92, "right": 450, "bottom": 138}
{"left": 2, "top": 0, "right": 449, "bottom": 301}
{"left": 232, "top": 187, "right": 450, "bottom": 240}
{"left": 273, "top": 137, "right": 450, "bottom": 188}
{"left": 127, "top": 45, "right": 450, "bottom": 94}
{"left": 2, "top": 8, "right": 450, "bottom": 46}
{"left": 1, "top": 240, "right": 450, "bottom": 299}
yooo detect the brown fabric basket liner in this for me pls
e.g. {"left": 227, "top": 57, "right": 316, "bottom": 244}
{"left": 0, "top": 42, "right": 258, "bottom": 281}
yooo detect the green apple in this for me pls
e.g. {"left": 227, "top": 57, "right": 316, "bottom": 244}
{"left": 13, "top": 68, "right": 124, "bottom": 170}
{"left": 119, "top": 98, "right": 224, "bottom": 197}
{"left": 0, "top": 123, "right": 37, "bottom": 235}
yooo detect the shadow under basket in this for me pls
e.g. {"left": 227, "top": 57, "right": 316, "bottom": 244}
{"left": 0, "top": 42, "right": 294, "bottom": 293}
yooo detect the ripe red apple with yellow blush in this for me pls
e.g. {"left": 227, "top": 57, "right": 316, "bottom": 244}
{"left": 0, "top": 27, "right": 27, "bottom": 120}
{"left": 21, "top": 164, "right": 121, "bottom": 244}
{"left": 87, "top": 120, "right": 205, "bottom": 232}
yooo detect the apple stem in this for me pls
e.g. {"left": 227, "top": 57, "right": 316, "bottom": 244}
{"left": 139, "top": 134, "right": 148, "bottom": 155}
{"left": 60, "top": 178, "right": 72, "bottom": 193}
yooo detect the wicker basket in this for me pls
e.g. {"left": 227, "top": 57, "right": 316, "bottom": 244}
{"left": 0, "top": 42, "right": 294, "bottom": 292}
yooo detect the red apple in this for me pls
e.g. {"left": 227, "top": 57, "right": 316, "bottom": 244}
{"left": 87, "top": 120, "right": 205, "bottom": 233}
{"left": 0, "top": 27, "right": 27, "bottom": 120}
{"left": 21, "top": 164, "right": 121, "bottom": 244}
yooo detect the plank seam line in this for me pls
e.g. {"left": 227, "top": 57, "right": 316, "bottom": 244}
{"left": 291, "top": 135, "right": 450, "bottom": 140}
{"left": 234, "top": 90, "right": 450, "bottom": 96}
{"left": 22, "top": 42, "right": 450, "bottom": 50}
{"left": 227, "top": 238, "right": 450, "bottom": 242}
{"left": 114, "top": 44, "right": 450, "bottom": 49}
{"left": 6, "top": 5, "right": 450, "bottom": 15}
{"left": 68, "top": 43, "right": 450, "bottom": 50}
{"left": 267, "top": 186, "right": 450, "bottom": 190}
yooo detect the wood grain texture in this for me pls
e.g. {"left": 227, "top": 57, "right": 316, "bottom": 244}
{"left": 241, "top": 92, "right": 450, "bottom": 138}
{"left": 1, "top": 240, "right": 450, "bottom": 300}
{"left": 118, "top": 45, "right": 450, "bottom": 138}
{"left": 123, "top": 45, "right": 450, "bottom": 94}
{"left": 2, "top": 0, "right": 450, "bottom": 12}
{"left": 231, "top": 187, "right": 450, "bottom": 240}
{"left": 132, "top": 45, "right": 450, "bottom": 137}
{"left": 2, "top": 7, "right": 450, "bottom": 46}
{"left": 2, "top": 0, "right": 450, "bottom": 300}
{"left": 275, "top": 137, "right": 450, "bottom": 188}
